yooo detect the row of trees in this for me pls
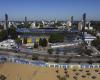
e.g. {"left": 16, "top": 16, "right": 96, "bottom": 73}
{"left": 0, "top": 25, "right": 18, "bottom": 41}
{"left": 34, "top": 38, "right": 48, "bottom": 48}
{"left": 91, "top": 21, "right": 100, "bottom": 31}
{"left": 0, "top": 30, "right": 7, "bottom": 41}
{"left": 49, "top": 33, "right": 64, "bottom": 43}
{"left": 91, "top": 37, "right": 100, "bottom": 50}
{"left": 34, "top": 33, "right": 64, "bottom": 48}
{"left": 8, "top": 26, "right": 18, "bottom": 39}
{"left": 17, "top": 23, "right": 31, "bottom": 28}
{"left": 15, "top": 33, "right": 64, "bottom": 48}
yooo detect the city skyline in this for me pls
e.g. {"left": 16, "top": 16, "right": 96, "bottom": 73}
{"left": 0, "top": 0, "right": 100, "bottom": 21}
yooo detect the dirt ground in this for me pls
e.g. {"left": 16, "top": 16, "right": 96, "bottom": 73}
{"left": 0, "top": 62, "right": 100, "bottom": 80}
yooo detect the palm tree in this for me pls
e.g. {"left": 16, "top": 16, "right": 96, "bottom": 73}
{"left": 73, "top": 69, "right": 77, "bottom": 72}
{"left": 86, "top": 73, "right": 91, "bottom": 76}
{"left": 95, "top": 69, "right": 99, "bottom": 72}
{"left": 79, "top": 69, "right": 83, "bottom": 72}
{"left": 73, "top": 76, "right": 77, "bottom": 80}
{"left": 91, "top": 76, "right": 96, "bottom": 79}
{"left": 75, "top": 73, "right": 79, "bottom": 75}
{"left": 86, "top": 70, "right": 90, "bottom": 72}
{"left": 81, "top": 75, "right": 86, "bottom": 78}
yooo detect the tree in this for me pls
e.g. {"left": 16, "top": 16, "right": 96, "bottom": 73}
{"left": 32, "top": 53, "right": 38, "bottom": 60}
{"left": 48, "top": 48, "right": 53, "bottom": 54}
{"left": 34, "top": 42, "right": 38, "bottom": 48}
{"left": 49, "top": 33, "right": 64, "bottom": 43}
{"left": 40, "top": 24, "right": 43, "bottom": 28}
{"left": 39, "top": 38, "right": 42, "bottom": 46}
{"left": 35, "top": 22, "right": 39, "bottom": 27}
{"left": 87, "top": 59, "right": 93, "bottom": 64}
{"left": 15, "top": 38, "right": 22, "bottom": 45}
{"left": 0, "top": 25, "right": 4, "bottom": 29}
{"left": 8, "top": 26, "right": 18, "bottom": 39}
{"left": 17, "top": 23, "right": 31, "bottom": 28}
{"left": 0, "top": 30, "right": 7, "bottom": 41}
{"left": 85, "top": 49, "right": 92, "bottom": 56}
{"left": 0, "top": 74, "right": 6, "bottom": 80}
{"left": 90, "top": 21, "right": 100, "bottom": 31}
{"left": 91, "top": 38, "right": 100, "bottom": 47}
{"left": 39, "top": 38, "right": 48, "bottom": 47}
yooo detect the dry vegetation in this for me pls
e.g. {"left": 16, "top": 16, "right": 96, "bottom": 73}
{"left": 0, "top": 62, "right": 100, "bottom": 80}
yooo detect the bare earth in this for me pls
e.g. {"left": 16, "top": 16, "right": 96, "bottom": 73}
{"left": 0, "top": 62, "right": 100, "bottom": 80}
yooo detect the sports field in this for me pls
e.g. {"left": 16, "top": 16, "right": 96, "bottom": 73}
{"left": 0, "top": 62, "right": 100, "bottom": 80}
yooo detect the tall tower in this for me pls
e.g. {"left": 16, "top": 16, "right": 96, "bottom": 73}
{"left": 4, "top": 13, "right": 8, "bottom": 30}
{"left": 82, "top": 13, "right": 86, "bottom": 41}
{"left": 71, "top": 16, "right": 73, "bottom": 26}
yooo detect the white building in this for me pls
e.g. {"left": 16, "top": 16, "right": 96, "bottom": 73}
{"left": 85, "top": 22, "right": 93, "bottom": 30}
{"left": 78, "top": 22, "right": 83, "bottom": 31}
{"left": 0, "top": 39, "right": 17, "bottom": 49}
{"left": 78, "top": 21, "right": 93, "bottom": 31}
{"left": 30, "top": 22, "right": 38, "bottom": 28}
{"left": 96, "top": 32, "right": 100, "bottom": 37}
{"left": 8, "top": 21, "right": 12, "bottom": 28}
{"left": 84, "top": 32, "right": 96, "bottom": 45}
{"left": 66, "top": 20, "right": 72, "bottom": 27}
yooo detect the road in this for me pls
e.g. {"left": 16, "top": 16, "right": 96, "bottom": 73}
{"left": 0, "top": 49, "right": 100, "bottom": 63}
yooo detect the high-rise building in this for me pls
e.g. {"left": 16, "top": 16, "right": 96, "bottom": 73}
{"left": 25, "top": 16, "right": 27, "bottom": 22}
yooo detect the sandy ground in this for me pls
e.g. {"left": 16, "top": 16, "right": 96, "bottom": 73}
{"left": 0, "top": 62, "right": 100, "bottom": 80}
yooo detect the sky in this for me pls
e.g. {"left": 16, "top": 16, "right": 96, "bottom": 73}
{"left": 0, "top": 0, "right": 100, "bottom": 21}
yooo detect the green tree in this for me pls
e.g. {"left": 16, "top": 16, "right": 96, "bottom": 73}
{"left": 32, "top": 53, "right": 38, "bottom": 60}
{"left": 17, "top": 23, "right": 31, "bottom": 28}
{"left": 49, "top": 33, "right": 64, "bottom": 43}
{"left": 8, "top": 26, "right": 18, "bottom": 39}
{"left": 48, "top": 48, "right": 53, "bottom": 54}
{"left": 39, "top": 38, "right": 42, "bottom": 46}
{"left": 0, "top": 30, "right": 7, "bottom": 41}
{"left": 35, "top": 22, "right": 39, "bottom": 27}
{"left": 34, "top": 42, "right": 38, "bottom": 48}
{"left": 15, "top": 38, "right": 22, "bottom": 44}
{"left": 40, "top": 24, "right": 43, "bottom": 28}
{"left": 39, "top": 38, "right": 48, "bottom": 47}
{"left": 91, "top": 38, "right": 100, "bottom": 47}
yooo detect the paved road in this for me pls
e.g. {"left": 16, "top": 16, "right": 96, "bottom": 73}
{"left": 0, "top": 50, "right": 100, "bottom": 63}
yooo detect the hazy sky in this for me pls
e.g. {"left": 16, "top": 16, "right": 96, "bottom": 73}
{"left": 0, "top": 0, "right": 100, "bottom": 20}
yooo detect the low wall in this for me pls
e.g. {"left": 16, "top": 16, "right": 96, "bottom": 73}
{"left": 0, "top": 55, "right": 100, "bottom": 69}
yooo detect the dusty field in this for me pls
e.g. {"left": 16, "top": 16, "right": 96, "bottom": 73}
{"left": 0, "top": 62, "right": 100, "bottom": 80}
